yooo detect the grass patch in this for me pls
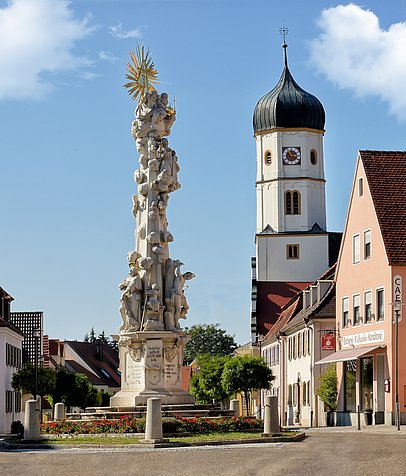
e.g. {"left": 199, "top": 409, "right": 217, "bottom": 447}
{"left": 169, "top": 432, "right": 265, "bottom": 443}
{"left": 5, "top": 430, "right": 301, "bottom": 447}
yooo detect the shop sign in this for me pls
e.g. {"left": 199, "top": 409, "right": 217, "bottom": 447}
{"left": 341, "top": 330, "right": 384, "bottom": 349}
{"left": 321, "top": 333, "right": 335, "bottom": 351}
{"left": 393, "top": 275, "right": 402, "bottom": 322}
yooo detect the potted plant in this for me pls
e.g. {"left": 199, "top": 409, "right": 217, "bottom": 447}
{"left": 315, "top": 364, "right": 338, "bottom": 427}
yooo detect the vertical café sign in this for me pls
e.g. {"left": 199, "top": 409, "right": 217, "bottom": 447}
{"left": 394, "top": 275, "right": 402, "bottom": 322}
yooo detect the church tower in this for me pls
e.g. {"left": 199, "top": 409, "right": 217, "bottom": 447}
{"left": 251, "top": 41, "right": 336, "bottom": 341}
{"left": 253, "top": 41, "right": 329, "bottom": 282}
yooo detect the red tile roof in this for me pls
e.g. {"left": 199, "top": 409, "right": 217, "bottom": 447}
{"left": 65, "top": 359, "right": 106, "bottom": 386}
{"left": 65, "top": 341, "right": 120, "bottom": 388}
{"left": 263, "top": 296, "right": 302, "bottom": 342}
{"left": 361, "top": 150, "right": 406, "bottom": 265}
{"left": 256, "top": 281, "right": 311, "bottom": 336}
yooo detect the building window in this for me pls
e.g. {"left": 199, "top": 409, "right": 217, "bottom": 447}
{"left": 285, "top": 190, "right": 301, "bottom": 215}
{"left": 364, "top": 291, "right": 372, "bottom": 323}
{"left": 288, "top": 385, "right": 293, "bottom": 404}
{"left": 288, "top": 338, "right": 292, "bottom": 360}
{"left": 353, "top": 294, "right": 361, "bottom": 325}
{"left": 364, "top": 230, "right": 371, "bottom": 259}
{"left": 353, "top": 234, "right": 360, "bottom": 264}
{"left": 307, "top": 380, "right": 311, "bottom": 405}
{"left": 264, "top": 150, "right": 272, "bottom": 165}
{"left": 286, "top": 244, "right": 300, "bottom": 260}
{"left": 359, "top": 177, "right": 364, "bottom": 197}
{"left": 377, "top": 289, "right": 385, "bottom": 321}
{"left": 345, "top": 360, "right": 357, "bottom": 412}
{"left": 14, "top": 391, "right": 21, "bottom": 413}
{"left": 307, "top": 329, "right": 311, "bottom": 354}
{"left": 276, "top": 344, "right": 280, "bottom": 365}
{"left": 303, "top": 382, "right": 307, "bottom": 405}
{"left": 310, "top": 149, "right": 318, "bottom": 165}
{"left": 293, "top": 335, "right": 297, "bottom": 359}
{"left": 5, "top": 390, "right": 13, "bottom": 413}
{"left": 342, "top": 297, "right": 349, "bottom": 327}
{"left": 298, "top": 333, "right": 302, "bottom": 358}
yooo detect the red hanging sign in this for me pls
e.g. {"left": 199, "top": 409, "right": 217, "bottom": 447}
{"left": 321, "top": 333, "right": 336, "bottom": 351}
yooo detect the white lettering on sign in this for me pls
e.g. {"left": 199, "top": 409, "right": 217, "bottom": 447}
{"left": 394, "top": 275, "right": 403, "bottom": 322}
{"left": 341, "top": 330, "right": 384, "bottom": 349}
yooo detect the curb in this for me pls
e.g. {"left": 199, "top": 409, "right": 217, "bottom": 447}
{"left": 0, "top": 432, "right": 305, "bottom": 450}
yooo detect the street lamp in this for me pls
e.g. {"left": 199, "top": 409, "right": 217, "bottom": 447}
{"left": 33, "top": 328, "right": 40, "bottom": 402}
{"left": 393, "top": 302, "right": 401, "bottom": 431}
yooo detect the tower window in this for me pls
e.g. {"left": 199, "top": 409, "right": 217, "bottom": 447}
{"left": 286, "top": 244, "right": 300, "bottom": 259}
{"left": 285, "top": 190, "right": 301, "bottom": 215}
{"left": 310, "top": 149, "right": 318, "bottom": 165}
{"left": 264, "top": 150, "right": 272, "bottom": 165}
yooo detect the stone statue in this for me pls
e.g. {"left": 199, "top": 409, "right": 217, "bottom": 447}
{"left": 119, "top": 267, "right": 143, "bottom": 332}
{"left": 170, "top": 266, "right": 195, "bottom": 326}
{"left": 112, "top": 50, "right": 196, "bottom": 406}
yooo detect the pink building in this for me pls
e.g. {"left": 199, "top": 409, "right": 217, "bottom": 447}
{"left": 318, "top": 150, "right": 406, "bottom": 426}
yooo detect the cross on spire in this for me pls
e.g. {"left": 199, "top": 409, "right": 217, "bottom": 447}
{"left": 279, "top": 25, "right": 289, "bottom": 66}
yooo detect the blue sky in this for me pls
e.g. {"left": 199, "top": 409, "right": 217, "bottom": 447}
{"left": 1, "top": 0, "right": 406, "bottom": 345}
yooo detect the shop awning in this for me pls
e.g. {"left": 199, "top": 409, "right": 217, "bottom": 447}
{"left": 315, "top": 345, "right": 385, "bottom": 365}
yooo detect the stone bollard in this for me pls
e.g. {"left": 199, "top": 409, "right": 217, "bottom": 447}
{"left": 142, "top": 397, "right": 165, "bottom": 443}
{"left": 263, "top": 396, "right": 281, "bottom": 436}
{"left": 230, "top": 399, "right": 240, "bottom": 416}
{"left": 24, "top": 399, "right": 41, "bottom": 441}
{"left": 54, "top": 402, "right": 66, "bottom": 420}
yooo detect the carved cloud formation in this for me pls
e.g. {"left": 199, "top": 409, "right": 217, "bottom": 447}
{"left": 310, "top": 4, "right": 406, "bottom": 121}
{"left": 0, "top": 0, "right": 93, "bottom": 100}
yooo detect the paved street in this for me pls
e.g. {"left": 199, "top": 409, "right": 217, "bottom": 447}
{"left": 1, "top": 429, "right": 406, "bottom": 476}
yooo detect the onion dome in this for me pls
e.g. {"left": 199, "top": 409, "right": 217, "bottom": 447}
{"left": 253, "top": 44, "right": 325, "bottom": 133}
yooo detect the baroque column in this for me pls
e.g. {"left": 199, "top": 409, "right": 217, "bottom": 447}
{"left": 111, "top": 47, "right": 194, "bottom": 406}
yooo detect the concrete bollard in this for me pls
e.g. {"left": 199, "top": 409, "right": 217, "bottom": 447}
{"left": 143, "top": 397, "right": 164, "bottom": 442}
{"left": 263, "top": 396, "right": 281, "bottom": 436}
{"left": 230, "top": 399, "right": 240, "bottom": 416}
{"left": 24, "top": 399, "right": 41, "bottom": 441}
{"left": 54, "top": 402, "right": 66, "bottom": 420}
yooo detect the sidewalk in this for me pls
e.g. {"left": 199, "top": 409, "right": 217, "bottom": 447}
{"left": 285, "top": 425, "right": 405, "bottom": 435}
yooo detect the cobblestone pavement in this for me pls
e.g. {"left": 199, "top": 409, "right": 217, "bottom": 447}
{"left": 1, "top": 430, "right": 406, "bottom": 476}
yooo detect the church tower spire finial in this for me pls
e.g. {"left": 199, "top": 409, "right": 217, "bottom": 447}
{"left": 279, "top": 25, "right": 289, "bottom": 67}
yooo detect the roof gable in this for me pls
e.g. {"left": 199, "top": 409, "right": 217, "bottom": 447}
{"left": 361, "top": 150, "right": 406, "bottom": 265}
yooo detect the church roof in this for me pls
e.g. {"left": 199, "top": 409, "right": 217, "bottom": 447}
{"left": 253, "top": 45, "right": 325, "bottom": 133}
{"left": 361, "top": 150, "right": 406, "bottom": 265}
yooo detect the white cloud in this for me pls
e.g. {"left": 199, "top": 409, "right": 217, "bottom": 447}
{"left": 0, "top": 0, "right": 94, "bottom": 100}
{"left": 310, "top": 4, "right": 406, "bottom": 121}
{"left": 98, "top": 50, "right": 120, "bottom": 63}
{"left": 109, "top": 22, "right": 143, "bottom": 40}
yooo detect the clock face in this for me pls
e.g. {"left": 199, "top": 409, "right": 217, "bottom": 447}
{"left": 282, "top": 147, "right": 301, "bottom": 165}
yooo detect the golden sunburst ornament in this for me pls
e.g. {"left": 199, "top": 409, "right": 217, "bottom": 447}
{"left": 124, "top": 45, "right": 159, "bottom": 104}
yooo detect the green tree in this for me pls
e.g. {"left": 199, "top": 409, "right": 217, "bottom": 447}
{"left": 97, "top": 330, "right": 109, "bottom": 343}
{"left": 221, "top": 355, "right": 274, "bottom": 415}
{"left": 48, "top": 370, "right": 100, "bottom": 411}
{"left": 315, "top": 364, "right": 338, "bottom": 411}
{"left": 11, "top": 364, "right": 56, "bottom": 397}
{"left": 184, "top": 324, "right": 237, "bottom": 364}
{"left": 190, "top": 355, "right": 233, "bottom": 404}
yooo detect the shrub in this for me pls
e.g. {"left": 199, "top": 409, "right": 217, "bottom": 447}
{"left": 41, "top": 416, "right": 263, "bottom": 435}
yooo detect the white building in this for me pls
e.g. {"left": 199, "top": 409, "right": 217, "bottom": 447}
{"left": 0, "top": 287, "right": 24, "bottom": 434}
{"left": 250, "top": 41, "right": 341, "bottom": 344}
